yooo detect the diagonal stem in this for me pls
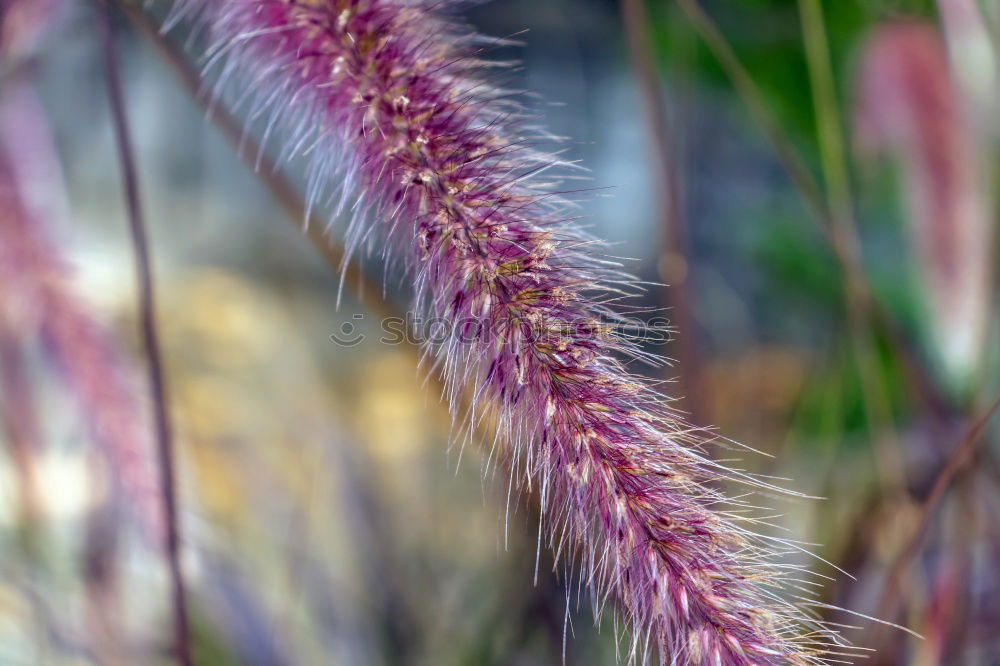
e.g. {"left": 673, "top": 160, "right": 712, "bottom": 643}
{"left": 675, "top": 0, "right": 832, "bottom": 229}
{"left": 797, "top": 0, "right": 905, "bottom": 496}
{"left": 875, "top": 391, "right": 1000, "bottom": 629}
{"left": 675, "top": 0, "right": 952, "bottom": 422}
{"left": 117, "top": 0, "right": 396, "bottom": 322}
{"left": 620, "top": 0, "right": 703, "bottom": 423}
{"left": 97, "top": 4, "right": 191, "bottom": 665}
{"left": 0, "top": 328, "right": 42, "bottom": 534}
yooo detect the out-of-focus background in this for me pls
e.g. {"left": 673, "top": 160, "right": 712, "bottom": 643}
{"left": 1, "top": 0, "right": 998, "bottom": 664}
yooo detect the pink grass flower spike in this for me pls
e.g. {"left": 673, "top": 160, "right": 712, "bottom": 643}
{"left": 855, "top": 22, "right": 995, "bottom": 389}
{"left": 173, "top": 0, "right": 854, "bottom": 662}
{"left": 0, "top": 83, "right": 164, "bottom": 545}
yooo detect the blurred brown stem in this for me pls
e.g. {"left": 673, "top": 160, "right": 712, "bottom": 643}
{"left": 0, "top": 327, "right": 42, "bottom": 532}
{"left": 796, "top": 0, "right": 905, "bottom": 496}
{"left": 675, "top": 0, "right": 831, "bottom": 227}
{"left": 619, "top": 0, "right": 703, "bottom": 423}
{"left": 874, "top": 391, "right": 1000, "bottom": 633}
{"left": 117, "top": 1, "right": 395, "bottom": 322}
{"left": 98, "top": 5, "right": 192, "bottom": 666}
{"left": 674, "top": 0, "right": 950, "bottom": 424}
{"left": 84, "top": 488, "right": 125, "bottom": 666}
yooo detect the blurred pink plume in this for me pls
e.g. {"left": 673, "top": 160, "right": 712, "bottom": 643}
{"left": 854, "top": 21, "right": 995, "bottom": 388}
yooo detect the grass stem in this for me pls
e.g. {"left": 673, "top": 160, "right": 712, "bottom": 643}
{"left": 98, "top": 5, "right": 191, "bottom": 664}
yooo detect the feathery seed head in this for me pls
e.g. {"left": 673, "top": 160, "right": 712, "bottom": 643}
{"left": 175, "top": 0, "right": 857, "bottom": 662}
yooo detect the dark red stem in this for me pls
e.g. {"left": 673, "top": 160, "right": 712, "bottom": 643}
{"left": 97, "top": 5, "right": 192, "bottom": 665}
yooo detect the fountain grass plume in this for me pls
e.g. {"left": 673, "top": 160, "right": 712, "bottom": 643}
{"left": 171, "top": 0, "right": 856, "bottom": 661}
{"left": 0, "top": 84, "right": 164, "bottom": 544}
{"left": 854, "top": 21, "right": 994, "bottom": 392}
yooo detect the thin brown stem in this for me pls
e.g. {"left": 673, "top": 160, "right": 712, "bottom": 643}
{"left": 875, "top": 392, "right": 1000, "bottom": 628}
{"left": 117, "top": 1, "right": 395, "bottom": 321}
{"left": 797, "top": 0, "right": 905, "bottom": 496}
{"left": 675, "top": 0, "right": 832, "bottom": 229}
{"left": 98, "top": 5, "right": 191, "bottom": 665}
{"left": 0, "top": 327, "right": 42, "bottom": 532}
{"left": 674, "top": 0, "right": 952, "bottom": 423}
{"left": 619, "top": 0, "right": 703, "bottom": 422}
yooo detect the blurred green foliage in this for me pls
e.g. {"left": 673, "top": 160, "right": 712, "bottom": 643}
{"left": 649, "top": 0, "right": 936, "bottom": 147}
